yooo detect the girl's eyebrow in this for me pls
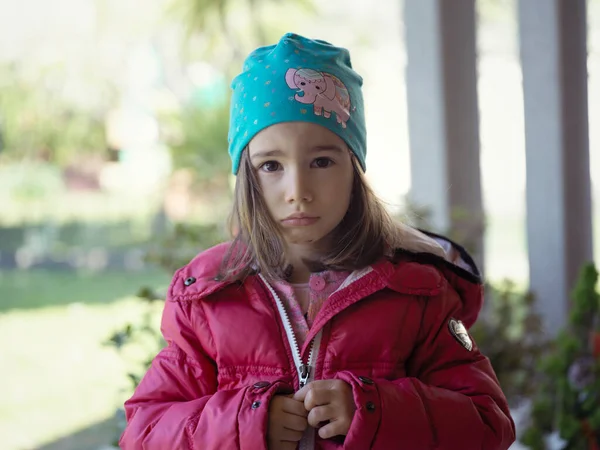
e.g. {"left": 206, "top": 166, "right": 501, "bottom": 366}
{"left": 251, "top": 145, "right": 344, "bottom": 161}
{"left": 251, "top": 149, "right": 284, "bottom": 159}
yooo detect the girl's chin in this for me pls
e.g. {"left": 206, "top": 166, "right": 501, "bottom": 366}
{"left": 285, "top": 232, "right": 332, "bottom": 248}
{"left": 287, "top": 238, "right": 318, "bottom": 245}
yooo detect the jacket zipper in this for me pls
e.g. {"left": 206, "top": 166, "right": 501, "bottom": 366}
{"left": 259, "top": 274, "right": 322, "bottom": 389}
{"left": 259, "top": 270, "right": 371, "bottom": 450}
{"left": 259, "top": 275, "right": 324, "bottom": 450}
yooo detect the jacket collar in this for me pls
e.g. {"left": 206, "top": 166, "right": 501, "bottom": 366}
{"left": 170, "top": 236, "right": 483, "bottom": 329}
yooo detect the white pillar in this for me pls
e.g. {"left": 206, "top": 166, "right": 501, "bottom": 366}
{"left": 518, "top": 0, "right": 593, "bottom": 332}
{"left": 404, "top": 0, "right": 484, "bottom": 267}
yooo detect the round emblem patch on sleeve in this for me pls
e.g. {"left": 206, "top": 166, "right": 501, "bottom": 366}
{"left": 448, "top": 318, "right": 473, "bottom": 351}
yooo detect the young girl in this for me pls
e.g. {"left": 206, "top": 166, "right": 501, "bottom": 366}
{"left": 120, "top": 33, "right": 515, "bottom": 450}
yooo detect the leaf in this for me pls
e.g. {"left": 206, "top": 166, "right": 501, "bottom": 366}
{"left": 520, "top": 426, "right": 546, "bottom": 450}
{"left": 137, "top": 286, "right": 158, "bottom": 301}
{"left": 127, "top": 372, "right": 142, "bottom": 388}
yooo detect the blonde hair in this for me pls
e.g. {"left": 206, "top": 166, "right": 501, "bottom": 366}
{"left": 219, "top": 150, "right": 444, "bottom": 282}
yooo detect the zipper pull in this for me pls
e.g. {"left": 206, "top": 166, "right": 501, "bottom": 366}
{"left": 299, "top": 364, "right": 311, "bottom": 388}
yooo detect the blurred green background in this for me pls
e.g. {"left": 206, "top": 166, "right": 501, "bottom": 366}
{"left": 1, "top": 0, "right": 600, "bottom": 449}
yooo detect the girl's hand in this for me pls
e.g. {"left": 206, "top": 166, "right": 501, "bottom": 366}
{"left": 293, "top": 380, "right": 356, "bottom": 439}
{"left": 267, "top": 394, "right": 308, "bottom": 450}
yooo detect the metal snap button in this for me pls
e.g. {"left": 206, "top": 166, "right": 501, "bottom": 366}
{"left": 358, "top": 376, "right": 374, "bottom": 385}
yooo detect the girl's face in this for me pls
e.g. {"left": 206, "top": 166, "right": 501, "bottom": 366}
{"left": 248, "top": 122, "right": 354, "bottom": 250}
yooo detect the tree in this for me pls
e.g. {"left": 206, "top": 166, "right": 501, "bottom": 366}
{"left": 169, "top": 0, "right": 316, "bottom": 77}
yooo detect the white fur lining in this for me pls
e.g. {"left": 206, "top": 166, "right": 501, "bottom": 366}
{"left": 395, "top": 224, "right": 477, "bottom": 276}
{"left": 428, "top": 236, "right": 476, "bottom": 274}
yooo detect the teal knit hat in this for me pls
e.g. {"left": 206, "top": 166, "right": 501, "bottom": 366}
{"left": 227, "top": 33, "right": 366, "bottom": 174}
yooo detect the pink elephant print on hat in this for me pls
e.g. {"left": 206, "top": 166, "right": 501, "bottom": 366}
{"left": 285, "top": 68, "right": 351, "bottom": 128}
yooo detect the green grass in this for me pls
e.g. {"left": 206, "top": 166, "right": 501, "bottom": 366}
{"left": 0, "top": 269, "right": 170, "bottom": 312}
{"left": 0, "top": 269, "right": 170, "bottom": 450}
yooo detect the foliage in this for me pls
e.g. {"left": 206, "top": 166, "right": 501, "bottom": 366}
{"left": 470, "top": 281, "right": 549, "bottom": 406}
{"left": 145, "top": 222, "right": 229, "bottom": 273}
{"left": 169, "top": 0, "right": 316, "bottom": 74}
{"left": 161, "top": 96, "right": 232, "bottom": 185}
{"left": 105, "top": 287, "right": 167, "bottom": 390}
{"left": 0, "top": 64, "right": 109, "bottom": 166}
{"left": 521, "top": 263, "right": 600, "bottom": 450}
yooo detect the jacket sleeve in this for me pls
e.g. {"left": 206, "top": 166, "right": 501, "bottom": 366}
{"left": 119, "top": 297, "right": 289, "bottom": 450}
{"left": 334, "top": 283, "right": 516, "bottom": 450}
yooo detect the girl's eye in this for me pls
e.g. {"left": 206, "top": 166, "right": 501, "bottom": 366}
{"left": 260, "top": 161, "right": 281, "bottom": 172}
{"left": 313, "top": 157, "right": 333, "bottom": 168}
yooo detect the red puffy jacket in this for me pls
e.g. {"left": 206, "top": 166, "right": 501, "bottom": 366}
{"left": 120, "top": 238, "right": 515, "bottom": 449}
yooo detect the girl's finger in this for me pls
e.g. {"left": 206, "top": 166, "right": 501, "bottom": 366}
{"left": 283, "top": 413, "right": 308, "bottom": 432}
{"left": 281, "top": 396, "right": 309, "bottom": 417}
{"left": 318, "top": 417, "right": 351, "bottom": 440}
{"left": 307, "top": 405, "right": 335, "bottom": 428}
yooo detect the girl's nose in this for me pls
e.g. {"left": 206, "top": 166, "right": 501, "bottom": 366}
{"left": 285, "top": 169, "right": 313, "bottom": 204}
